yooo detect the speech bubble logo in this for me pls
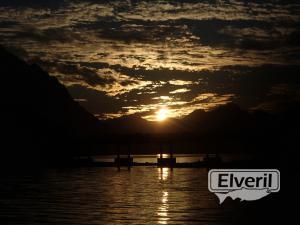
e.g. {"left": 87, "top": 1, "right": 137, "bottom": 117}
{"left": 208, "top": 169, "right": 280, "bottom": 204}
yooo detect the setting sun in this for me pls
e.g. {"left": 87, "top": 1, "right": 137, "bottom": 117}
{"left": 156, "top": 108, "right": 169, "bottom": 121}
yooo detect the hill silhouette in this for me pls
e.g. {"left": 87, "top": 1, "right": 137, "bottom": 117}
{"left": 1, "top": 46, "right": 100, "bottom": 167}
{"left": 102, "top": 101, "right": 299, "bottom": 136}
{"left": 1, "top": 46, "right": 299, "bottom": 167}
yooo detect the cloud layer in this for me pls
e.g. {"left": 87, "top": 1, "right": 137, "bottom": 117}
{"left": 1, "top": 0, "right": 299, "bottom": 120}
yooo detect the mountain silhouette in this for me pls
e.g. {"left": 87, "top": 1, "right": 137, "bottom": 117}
{"left": 0, "top": 46, "right": 99, "bottom": 167}
{"left": 1, "top": 46, "right": 299, "bottom": 167}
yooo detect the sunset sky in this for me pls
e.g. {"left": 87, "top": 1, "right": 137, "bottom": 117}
{"left": 1, "top": 0, "right": 299, "bottom": 121}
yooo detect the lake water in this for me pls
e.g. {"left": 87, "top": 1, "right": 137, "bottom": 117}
{"left": 0, "top": 167, "right": 242, "bottom": 225}
{"left": 94, "top": 154, "right": 254, "bottom": 163}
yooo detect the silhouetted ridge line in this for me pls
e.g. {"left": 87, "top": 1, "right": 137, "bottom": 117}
{"left": 0, "top": 46, "right": 100, "bottom": 168}
{"left": 1, "top": 46, "right": 299, "bottom": 168}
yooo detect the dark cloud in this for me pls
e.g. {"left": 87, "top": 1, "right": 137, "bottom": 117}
{"left": 0, "top": 0, "right": 299, "bottom": 119}
{"left": 0, "top": 0, "right": 65, "bottom": 8}
{"left": 68, "top": 84, "right": 123, "bottom": 114}
{"left": 61, "top": 63, "right": 300, "bottom": 117}
{"left": 36, "top": 60, "right": 117, "bottom": 85}
{"left": 10, "top": 26, "right": 83, "bottom": 44}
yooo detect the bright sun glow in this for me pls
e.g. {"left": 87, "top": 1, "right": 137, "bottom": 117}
{"left": 156, "top": 108, "right": 169, "bottom": 121}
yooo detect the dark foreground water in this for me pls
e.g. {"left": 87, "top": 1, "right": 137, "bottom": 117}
{"left": 0, "top": 166, "right": 288, "bottom": 225}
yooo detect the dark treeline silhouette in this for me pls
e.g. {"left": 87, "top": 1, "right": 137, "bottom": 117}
{"left": 1, "top": 46, "right": 299, "bottom": 169}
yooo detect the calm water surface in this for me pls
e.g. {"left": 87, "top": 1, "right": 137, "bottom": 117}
{"left": 95, "top": 154, "right": 253, "bottom": 163}
{"left": 0, "top": 167, "right": 239, "bottom": 225}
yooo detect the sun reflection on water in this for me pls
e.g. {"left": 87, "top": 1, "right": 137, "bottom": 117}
{"left": 156, "top": 154, "right": 170, "bottom": 159}
{"left": 158, "top": 167, "right": 169, "bottom": 181}
{"left": 157, "top": 168, "right": 170, "bottom": 224}
{"left": 157, "top": 191, "right": 169, "bottom": 224}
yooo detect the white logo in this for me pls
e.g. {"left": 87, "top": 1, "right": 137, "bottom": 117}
{"left": 208, "top": 169, "right": 280, "bottom": 204}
